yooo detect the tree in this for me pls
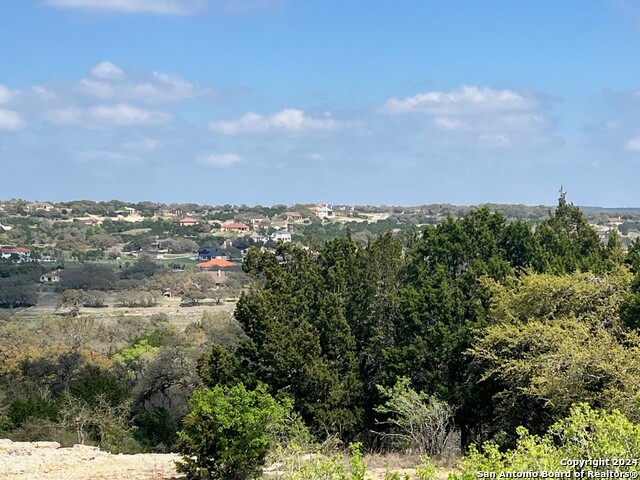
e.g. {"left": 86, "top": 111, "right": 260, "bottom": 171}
{"left": 375, "top": 377, "right": 454, "bottom": 456}
{"left": 234, "top": 244, "right": 363, "bottom": 438}
{"left": 61, "top": 264, "right": 117, "bottom": 291}
{"left": 57, "top": 289, "right": 86, "bottom": 316}
{"left": 468, "top": 271, "right": 639, "bottom": 443}
{"left": 182, "top": 289, "right": 206, "bottom": 306}
{"left": 176, "top": 383, "right": 297, "bottom": 480}
{"left": 533, "top": 189, "right": 607, "bottom": 274}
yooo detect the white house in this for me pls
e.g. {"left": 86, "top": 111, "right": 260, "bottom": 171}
{"left": 314, "top": 206, "right": 334, "bottom": 219}
{"left": 271, "top": 229, "right": 292, "bottom": 243}
{"left": 40, "top": 270, "right": 62, "bottom": 284}
{"left": 0, "top": 247, "right": 31, "bottom": 262}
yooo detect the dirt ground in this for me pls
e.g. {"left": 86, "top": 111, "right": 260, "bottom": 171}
{"left": 0, "top": 440, "right": 181, "bottom": 480}
{"left": 0, "top": 440, "right": 450, "bottom": 480}
{"left": 14, "top": 292, "right": 237, "bottom": 328}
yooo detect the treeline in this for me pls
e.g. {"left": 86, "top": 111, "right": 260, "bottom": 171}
{"left": 197, "top": 192, "right": 640, "bottom": 451}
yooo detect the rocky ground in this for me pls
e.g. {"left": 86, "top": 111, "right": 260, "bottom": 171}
{"left": 0, "top": 440, "right": 181, "bottom": 480}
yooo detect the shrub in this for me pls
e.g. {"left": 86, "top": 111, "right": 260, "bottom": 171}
{"left": 455, "top": 403, "right": 640, "bottom": 478}
{"left": 176, "top": 383, "right": 299, "bottom": 480}
{"left": 375, "top": 377, "right": 454, "bottom": 456}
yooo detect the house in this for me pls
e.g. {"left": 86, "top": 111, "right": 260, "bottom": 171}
{"left": 198, "top": 247, "right": 229, "bottom": 261}
{"left": 271, "top": 229, "right": 292, "bottom": 243}
{"left": 29, "top": 202, "right": 55, "bottom": 212}
{"left": 0, "top": 223, "right": 12, "bottom": 231}
{"left": 248, "top": 214, "right": 269, "bottom": 227}
{"left": 281, "top": 211, "right": 303, "bottom": 222}
{"left": 179, "top": 217, "right": 199, "bottom": 227}
{"left": 40, "top": 270, "right": 62, "bottom": 284}
{"left": 311, "top": 205, "right": 334, "bottom": 219}
{"left": 196, "top": 259, "right": 236, "bottom": 283}
{"left": 249, "top": 232, "right": 269, "bottom": 243}
{"left": 608, "top": 217, "right": 624, "bottom": 227}
{"left": 220, "top": 222, "right": 250, "bottom": 233}
{"left": 0, "top": 247, "right": 32, "bottom": 262}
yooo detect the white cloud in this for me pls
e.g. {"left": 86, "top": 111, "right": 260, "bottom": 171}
{"left": 377, "top": 85, "right": 553, "bottom": 149}
{"left": 625, "top": 136, "right": 640, "bottom": 151}
{"left": 0, "top": 109, "right": 25, "bottom": 131}
{"left": 0, "top": 85, "right": 16, "bottom": 104}
{"left": 75, "top": 149, "right": 139, "bottom": 164}
{"left": 123, "top": 138, "right": 160, "bottom": 151}
{"left": 44, "top": 104, "right": 171, "bottom": 127}
{"left": 378, "top": 86, "right": 536, "bottom": 116}
{"left": 44, "top": 0, "right": 205, "bottom": 15}
{"left": 433, "top": 116, "right": 464, "bottom": 130}
{"left": 77, "top": 62, "right": 208, "bottom": 104}
{"left": 91, "top": 61, "right": 124, "bottom": 80}
{"left": 309, "top": 152, "right": 324, "bottom": 161}
{"left": 209, "top": 109, "right": 339, "bottom": 135}
{"left": 198, "top": 153, "right": 243, "bottom": 167}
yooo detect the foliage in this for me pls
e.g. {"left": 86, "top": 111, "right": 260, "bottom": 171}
{"left": 469, "top": 271, "right": 639, "bottom": 443}
{"left": 176, "top": 383, "right": 299, "bottom": 480}
{"left": 61, "top": 264, "right": 117, "bottom": 291}
{"left": 456, "top": 404, "right": 640, "bottom": 477}
{"left": 375, "top": 377, "right": 454, "bottom": 456}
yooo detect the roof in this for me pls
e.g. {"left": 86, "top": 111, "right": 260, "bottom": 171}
{"left": 199, "top": 247, "right": 227, "bottom": 256}
{"left": 274, "top": 229, "right": 291, "bottom": 235}
{"left": 0, "top": 247, "right": 30, "bottom": 253}
{"left": 179, "top": 217, "right": 198, "bottom": 223}
{"left": 196, "top": 259, "right": 236, "bottom": 268}
{"left": 283, "top": 211, "right": 302, "bottom": 216}
{"left": 222, "top": 222, "right": 249, "bottom": 229}
{"left": 42, "top": 270, "right": 62, "bottom": 278}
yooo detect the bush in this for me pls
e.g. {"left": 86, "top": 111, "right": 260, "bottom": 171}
{"left": 176, "top": 383, "right": 299, "bottom": 480}
{"left": 375, "top": 377, "right": 454, "bottom": 456}
{"left": 456, "top": 403, "right": 640, "bottom": 478}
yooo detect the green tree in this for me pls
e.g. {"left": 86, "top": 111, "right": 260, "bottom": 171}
{"left": 176, "top": 383, "right": 297, "bottom": 480}
{"left": 469, "top": 271, "right": 639, "bottom": 443}
{"left": 533, "top": 189, "right": 606, "bottom": 274}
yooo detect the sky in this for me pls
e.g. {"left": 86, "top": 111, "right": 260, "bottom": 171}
{"left": 2, "top": 1, "right": 640, "bottom": 206}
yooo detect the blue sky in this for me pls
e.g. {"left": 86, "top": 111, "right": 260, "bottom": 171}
{"left": 2, "top": 1, "right": 640, "bottom": 206}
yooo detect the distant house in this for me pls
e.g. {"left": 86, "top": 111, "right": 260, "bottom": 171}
{"left": 249, "top": 232, "right": 269, "bottom": 243}
{"left": 281, "top": 211, "right": 303, "bottom": 222}
{"left": 248, "top": 214, "right": 268, "bottom": 227}
{"left": 608, "top": 217, "right": 624, "bottom": 227}
{"left": 311, "top": 206, "right": 334, "bottom": 219}
{"left": 29, "top": 202, "right": 55, "bottom": 212}
{"left": 179, "top": 217, "right": 199, "bottom": 227}
{"left": 125, "top": 207, "right": 139, "bottom": 217}
{"left": 271, "top": 229, "right": 292, "bottom": 243}
{"left": 220, "top": 222, "right": 249, "bottom": 233}
{"left": 196, "top": 259, "right": 236, "bottom": 283}
{"left": 0, "top": 247, "right": 32, "bottom": 262}
{"left": 198, "top": 247, "right": 229, "bottom": 261}
{"left": 196, "top": 259, "right": 236, "bottom": 269}
{"left": 0, "top": 223, "right": 12, "bottom": 232}
{"left": 40, "top": 270, "right": 62, "bottom": 284}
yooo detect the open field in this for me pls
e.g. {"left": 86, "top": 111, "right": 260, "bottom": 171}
{"left": 12, "top": 291, "right": 237, "bottom": 328}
